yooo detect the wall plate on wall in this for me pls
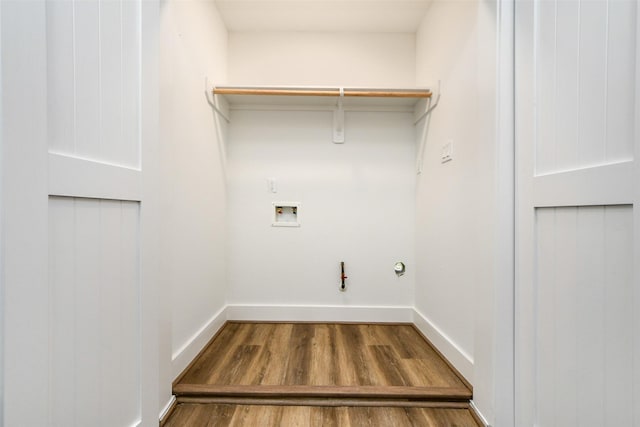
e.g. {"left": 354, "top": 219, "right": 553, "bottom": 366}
{"left": 394, "top": 261, "right": 406, "bottom": 276}
{"left": 272, "top": 202, "right": 301, "bottom": 227}
{"left": 441, "top": 140, "right": 453, "bottom": 163}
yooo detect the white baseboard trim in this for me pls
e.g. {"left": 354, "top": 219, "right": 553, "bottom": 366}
{"left": 412, "top": 308, "right": 474, "bottom": 383}
{"left": 171, "top": 305, "right": 228, "bottom": 379}
{"left": 225, "top": 304, "right": 414, "bottom": 323}
{"left": 159, "top": 395, "right": 176, "bottom": 422}
{"left": 469, "top": 400, "right": 490, "bottom": 427}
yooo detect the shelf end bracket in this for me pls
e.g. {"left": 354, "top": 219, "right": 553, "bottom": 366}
{"left": 333, "top": 88, "right": 345, "bottom": 143}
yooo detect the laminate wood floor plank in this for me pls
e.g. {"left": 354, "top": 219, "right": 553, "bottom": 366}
{"left": 380, "top": 324, "right": 433, "bottom": 359}
{"left": 177, "top": 323, "right": 469, "bottom": 391}
{"left": 166, "top": 402, "right": 235, "bottom": 427}
{"left": 347, "top": 406, "right": 411, "bottom": 426}
{"left": 179, "top": 323, "right": 253, "bottom": 385}
{"left": 284, "top": 324, "right": 314, "bottom": 385}
{"left": 238, "top": 323, "right": 275, "bottom": 385}
{"left": 228, "top": 404, "right": 284, "bottom": 427}
{"left": 309, "top": 324, "right": 338, "bottom": 386}
{"left": 163, "top": 404, "right": 481, "bottom": 427}
{"left": 403, "top": 406, "right": 479, "bottom": 427}
{"left": 217, "top": 345, "right": 262, "bottom": 385}
{"left": 399, "top": 358, "right": 465, "bottom": 389}
{"left": 279, "top": 405, "right": 312, "bottom": 426}
{"left": 370, "top": 344, "right": 409, "bottom": 386}
{"left": 332, "top": 324, "right": 358, "bottom": 386}
{"left": 252, "top": 322, "right": 293, "bottom": 386}
{"left": 309, "top": 406, "right": 344, "bottom": 426}
{"left": 336, "top": 323, "right": 377, "bottom": 386}
{"left": 241, "top": 322, "right": 275, "bottom": 346}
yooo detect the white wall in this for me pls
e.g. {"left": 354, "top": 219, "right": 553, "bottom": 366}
{"left": 228, "top": 32, "right": 416, "bottom": 87}
{"left": 225, "top": 28, "right": 418, "bottom": 318}
{"left": 415, "top": 0, "right": 486, "bottom": 369}
{"left": 414, "top": 0, "right": 499, "bottom": 422}
{"left": 226, "top": 109, "right": 416, "bottom": 316}
{"left": 159, "top": 0, "right": 228, "bottom": 401}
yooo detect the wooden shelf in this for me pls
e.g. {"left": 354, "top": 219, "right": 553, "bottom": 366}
{"left": 213, "top": 87, "right": 340, "bottom": 97}
{"left": 214, "top": 86, "right": 431, "bottom": 98}
{"left": 343, "top": 88, "right": 432, "bottom": 98}
{"left": 212, "top": 85, "right": 432, "bottom": 109}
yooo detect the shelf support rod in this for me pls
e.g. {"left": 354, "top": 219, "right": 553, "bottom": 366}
{"left": 416, "top": 81, "right": 441, "bottom": 174}
{"left": 333, "top": 87, "right": 345, "bottom": 143}
{"left": 206, "top": 84, "right": 231, "bottom": 123}
{"left": 204, "top": 79, "right": 229, "bottom": 175}
{"left": 414, "top": 81, "right": 441, "bottom": 125}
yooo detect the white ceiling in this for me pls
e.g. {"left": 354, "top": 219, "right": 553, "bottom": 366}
{"left": 214, "top": 0, "right": 434, "bottom": 33}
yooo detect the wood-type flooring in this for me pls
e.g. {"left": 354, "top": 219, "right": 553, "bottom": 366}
{"left": 165, "top": 322, "right": 479, "bottom": 426}
{"left": 163, "top": 403, "right": 480, "bottom": 426}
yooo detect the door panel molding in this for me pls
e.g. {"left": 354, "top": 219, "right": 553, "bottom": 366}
{"left": 48, "top": 153, "right": 141, "bottom": 201}
{"left": 533, "top": 161, "right": 634, "bottom": 207}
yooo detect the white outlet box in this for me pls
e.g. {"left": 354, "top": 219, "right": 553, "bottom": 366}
{"left": 272, "top": 202, "right": 301, "bottom": 227}
{"left": 441, "top": 140, "right": 453, "bottom": 163}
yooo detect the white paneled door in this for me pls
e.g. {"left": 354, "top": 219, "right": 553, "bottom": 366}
{"left": 1, "top": 1, "right": 159, "bottom": 426}
{"left": 516, "top": 0, "right": 639, "bottom": 426}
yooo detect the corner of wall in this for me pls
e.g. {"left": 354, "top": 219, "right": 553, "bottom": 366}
{"left": 159, "top": 0, "right": 230, "bottom": 416}
{"left": 413, "top": 0, "right": 480, "bottom": 386}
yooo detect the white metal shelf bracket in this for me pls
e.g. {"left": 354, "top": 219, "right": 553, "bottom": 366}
{"left": 333, "top": 87, "right": 345, "bottom": 143}
{"left": 206, "top": 84, "right": 231, "bottom": 124}
{"left": 204, "top": 79, "right": 229, "bottom": 174}
{"left": 416, "top": 80, "right": 441, "bottom": 174}
{"left": 414, "top": 80, "right": 441, "bottom": 126}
